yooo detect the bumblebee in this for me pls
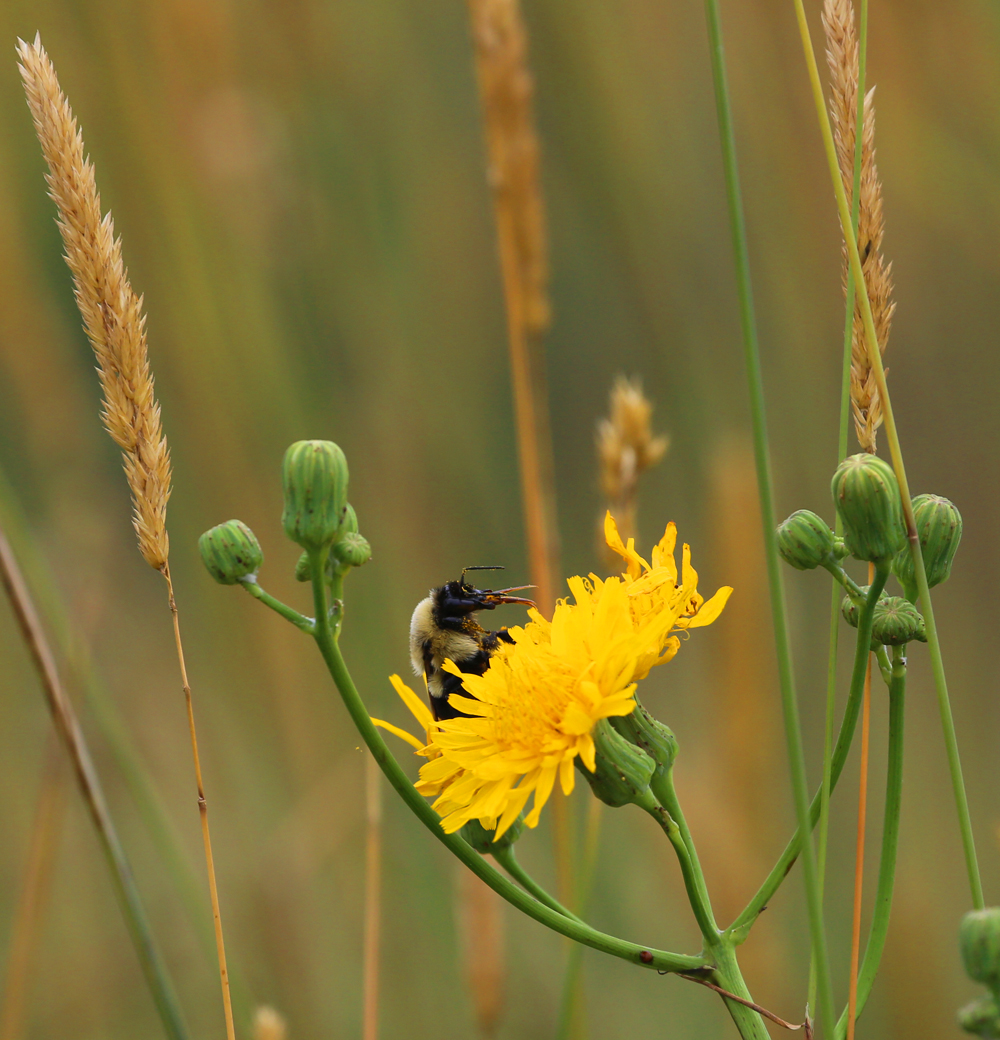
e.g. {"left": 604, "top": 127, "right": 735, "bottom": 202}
{"left": 409, "top": 567, "right": 534, "bottom": 721}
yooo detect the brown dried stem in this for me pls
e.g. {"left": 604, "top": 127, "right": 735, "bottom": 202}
{"left": 822, "top": 0, "right": 894, "bottom": 454}
{"left": 0, "top": 524, "right": 188, "bottom": 1040}
{"left": 466, "top": 0, "right": 568, "bottom": 901}
{"left": 19, "top": 38, "right": 235, "bottom": 1039}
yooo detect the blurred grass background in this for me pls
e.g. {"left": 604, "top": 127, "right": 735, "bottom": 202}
{"left": 1, "top": 0, "right": 999, "bottom": 1037}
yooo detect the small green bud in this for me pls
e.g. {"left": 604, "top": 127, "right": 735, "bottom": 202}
{"left": 340, "top": 503, "right": 359, "bottom": 537}
{"left": 577, "top": 718, "right": 655, "bottom": 808}
{"left": 831, "top": 453, "right": 907, "bottom": 564}
{"left": 294, "top": 552, "right": 311, "bottom": 582}
{"left": 610, "top": 703, "right": 678, "bottom": 782}
{"left": 959, "top": 996, "right": 1000, "bottom": 1037}
{"left": 199, "top": 520, "right": 263, "bottom": 585}
{"left": 777, "top": 510, "right": 837, "bottom": 570}
{"left": 961, "top": 909, "right": 1000, "bottom": 993}
{"left": 841, "top": 586, "right": 889, "bottom": 630}
{"left": 281, "top": 440, "right": 349, "bottom": 551}
{"left": 892, "top": 493, "right": 963, "bottom": 600}
{"left": 871, "top": 596, "right": 926, "bottom": 646}
{"left": 332, "top": 532, "right": 372, "bottom": 570}
{"left": 460, "top": 814, "right": 525, "bottom": 853}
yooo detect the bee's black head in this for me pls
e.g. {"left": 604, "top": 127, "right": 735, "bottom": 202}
{"left": 433, "top": 568, "right": 535, "bottom": 621}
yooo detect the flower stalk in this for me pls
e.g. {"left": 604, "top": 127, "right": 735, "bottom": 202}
{"left": 791, "top": 0, "right": 984, "bottom": 911}
{"left": 701, "top": 0, "right": 836, "bottom": 1031}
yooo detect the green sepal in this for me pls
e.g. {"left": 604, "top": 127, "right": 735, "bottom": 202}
{"left": 460, "top": 814, "right": 525, "bottom": 853}
{"left": 831, "top": 453, "right": 907, "bottom": 564}
{"left": 609, "top": 702, "right": 678, "bottom": 782}
{"left": 198, "top": 519, "right": 263, "bottom": 585}
{"left": 577, "top": 718, "right": 655, "bottom": 808}
{"left": 281, "top": 440, "right": 349, "bottom": 551}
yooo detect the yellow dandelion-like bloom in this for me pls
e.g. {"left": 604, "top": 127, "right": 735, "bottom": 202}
{"left": 379, "top": 513, "right": 732, "bottom": 839}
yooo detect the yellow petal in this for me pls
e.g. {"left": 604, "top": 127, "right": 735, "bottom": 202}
{"left": 685, "top": 586, "right": 733, "bottom": 628}
{"left": 371, "top": 717, "right": 426, "bottom": 752}
{"left": 389, "top": 674, "right": 436, "bottom": 733}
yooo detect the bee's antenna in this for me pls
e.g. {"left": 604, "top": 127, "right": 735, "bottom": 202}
{"left": 461, "top": 565, "right": 505, "bottom": 584}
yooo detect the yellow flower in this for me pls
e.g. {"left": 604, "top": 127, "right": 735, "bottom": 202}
{"left": 377, "top": 514, "right": 732, "bottom": 840}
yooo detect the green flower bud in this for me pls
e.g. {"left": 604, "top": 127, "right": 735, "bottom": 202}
{"left": 294, "top": 551, "right": 311, "bottom": 582}
{"left": 198, "top": 520, "right": 263, "bottom": 585}
{"left": 777, "top": 510, "right": 837, "bottom": 570}
{"left": 340, "top": 502, "right": 359, "bottom": 537}
{"left": 831, "top": 453, "right": 907, "bottom": 564}
{"left": 281, "top": 440, "right": 349, "bottom": 551}
{"left": 841, "top": 586, "right": 890, "bottom": 629}
{"left": 610, "top": 702, "right": 678, "bottom": 782}
{"left": 961, "top": 909, "right": 1000, "bottom": 993}
{"left": 892, "top": 493, "right": 963, "bottom": 600}
{"left": 959, "top": 996, "right": 1000, "bottom": 1038}
{"left": 871, "top": 596, "right": 926, "bottom": 646}
{"left": 460, "top": 814, "right": 525, "bottom": 853}
{"left": 332, "top": 531, "right": 372, "bottom": 570}
{"left": 577, "top": 718, "right": 655, "bottom": 808}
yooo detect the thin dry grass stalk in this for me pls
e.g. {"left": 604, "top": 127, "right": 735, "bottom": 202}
{"left": 822, "top": 0, "right": 895, "bottom": 454}
{"left": 467, "top": 0, "right": 549, "bottom": 339}
{"left": 597, "top": 375, "right": 668, "bottom": 560}
{"left": 466, "top": 0, "right": 569, "bottom": 906}
{"left": 17, "top": 34, "right": 171, "bottom": 570}
{"left": 19, "top": 37, "right": 235, "bottom": 1040}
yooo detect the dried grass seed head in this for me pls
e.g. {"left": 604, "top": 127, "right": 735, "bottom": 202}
{"left": 18, "top": 35, "right": 171, "bottom": 568}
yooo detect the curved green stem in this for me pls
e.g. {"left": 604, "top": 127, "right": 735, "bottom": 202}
{"left": 791, "top": 0, "right": 983, "bottom": 911}
{"left": 305, "top": 553, "right": 705, "bottom": 975}
{"left": 240, "top": 578, "right": 315, "bottom": 633}
{"left": 650, "top": 771, "right": 718, "bottom": 942}
{"left": 728, "top": 568, "right": 889, "bottom": 936}
{"left": 702, "top": 0, "right": 835, "bottom": 1030}
{"left": 834, "top": 645, "right": 906, "bottom": 1037}
{"left": 491, "top": 845, "right": 582, "bottom": 923}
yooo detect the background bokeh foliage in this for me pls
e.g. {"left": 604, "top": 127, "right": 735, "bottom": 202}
{"left": 1, "top": 0, "right": 999, "bottom": 1037}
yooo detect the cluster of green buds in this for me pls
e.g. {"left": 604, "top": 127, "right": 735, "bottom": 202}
{"left": 199, "top": 439, "right": 371, "bottom": 592}
{"left": 959, "top": 909, "right": 1000, "bottom": 1036}
{"left": 776, "top": 454, "right": 961, "bottom": 652}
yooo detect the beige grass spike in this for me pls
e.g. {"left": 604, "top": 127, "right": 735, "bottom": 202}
{"left": 17, "top": 34, "right": 171, "bottom": 569}
{"left": 821, "top": 0, "right": 895, "bottom": 454}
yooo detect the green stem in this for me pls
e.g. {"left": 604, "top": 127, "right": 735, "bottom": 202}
{"left": 701, "top": 0, "right": 835, "bottom": 1029}
{"left": 729, "top": 569, "right": 889, "bottom": 936}
{"left": 834, "top": 644, "right": 906, "bottom": 1038}
{"left": 304, "top": 553, "right": 705, "bottom": 975}
{"left": 240, "top": 578, "right": 315, "bottom": 633}
{"left": 650, "top": 771, "right": 718, "bottom": 941}
{"left": 790, "top": 0, "right": 984, "bottom": 910}
{"left": 491, "top": 846, "right": 582, "bottom": 923}
{"left": 712, "top": 944, "right": 771, "bottom": 1040}
{"left": 813, "top": 0, "right": 867, "bottom": 1009}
